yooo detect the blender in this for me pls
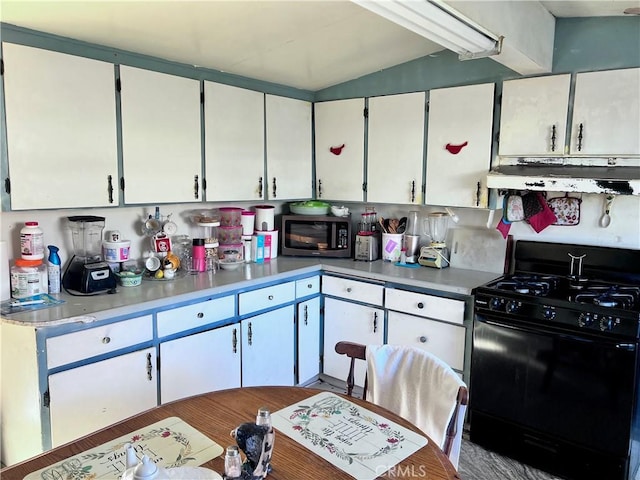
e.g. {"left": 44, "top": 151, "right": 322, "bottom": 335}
{"left": 62, "top": 216, "right": 117, "bottom": 294}
{"left": 418, "top": 212, "right": 450, "bottom": 268}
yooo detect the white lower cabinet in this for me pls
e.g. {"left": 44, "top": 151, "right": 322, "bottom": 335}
{"left": 297, "top": 296, "right": 321, "bottom": 384}
{"left": 48, "top": 347, "right": 157, "bottom": 447}
{"left": 323, "top": 297, "right": 384, "bottom": 388}
{"left": 160, "top": 324, "right": 241, "bottom": 403}
{"left": 241, "top": 305, "right": 295, "bottom": 386}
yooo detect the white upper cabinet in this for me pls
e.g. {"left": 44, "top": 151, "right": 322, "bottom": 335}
{"left": 314, "top": 98, "right": 365, "bottom": 202}
{"left": 425, "top": 83, "right": 495, "bottom": 208}
{"left": 120, "top": 66, "right": 202, "bottom": 204}
{"left": 2, "top": 43, "right": 118, "bottom": 210}
{"left": 367, "top": 92, "right": 425, "bottom": 204}
{"left": 499, "top": 74, "right": 571, "bottom": 156}
{"left": 265, "top": 95, "right": 312, "bottom": 200}
{"left": 570, "top": 68, "right": 640, "bottom": 156}
{"left": 204, "top": 82, "right": 265, "bottom": 201}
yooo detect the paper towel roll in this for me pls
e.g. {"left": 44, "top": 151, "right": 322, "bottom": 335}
{"left": 1, "top": 241, "right": 10, "bottom": 300}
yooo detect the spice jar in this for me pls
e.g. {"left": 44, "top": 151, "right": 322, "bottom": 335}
{"left": 223, "top": 445, "right": 243, "bottom": 479}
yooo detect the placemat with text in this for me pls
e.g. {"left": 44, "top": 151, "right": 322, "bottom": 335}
{"left": 24, "top": 417, "right": 223, "bottom": 480}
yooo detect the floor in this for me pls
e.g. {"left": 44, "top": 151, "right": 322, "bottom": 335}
{"left": 308, "top": 377, "right": 563, "bottom": 480}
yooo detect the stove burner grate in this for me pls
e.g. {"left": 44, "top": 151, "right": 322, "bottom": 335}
{"left": 573, "top": 285, "right": 639, "bottom": 310}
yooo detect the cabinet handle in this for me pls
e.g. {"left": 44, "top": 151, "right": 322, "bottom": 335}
{"left": 307, "top": 283, "right": 313, "bottom": 289}
{"left": 194, "top": 175, "right": 199, "bottom": 199}
{"left": 577, "top": 123, "right": 584, "bottom": 152}
{"left": 419, "top": 336, "right": 427, "bottom": 343}
{"left": 268, "top": 295, "right": 274, "bottom": 301}
{"left": 272, "top": 177, "right": 277, "bottom": 198}
{"left": 411, "top": 180, "right": 416, "bottom": 203}
{"left": 146, "top": 353, "right": 153, "bottom": 381}
{"left": 373, "top": 312, "right": 378, "bottom": 333}
{"left": 346, "top": 287, "right": 352, "bottom": 293}
{"left": 107, "top": 175, "right": 114, "bottom": 204}
{"left": 476, "top": 181, "right": 481, "bottom": 207}
{"left": 102, "top": 336, "right": 111, "bottom": 344}
{"left": 248, "top": 322, "right": 253, "bottom": 346}
{"left": 232, "top": 328, "right": 238, "bottom": 353}
{"left": 318, "top": 179, "right": 323, "bottom": 198}
{"left": 550, "top": 125, "right": 557, "bottom": 152}
{"left": 197, "top": 312, "right": 204, "bottom": 319}
{"left": 417, "top": 302, "right": 424, "bottom": 309}
{"left": 304, "top": 305, "right": 308, "bottom": 325}
{"left": 258, "top": 177, "right": 263, "bottom": 198}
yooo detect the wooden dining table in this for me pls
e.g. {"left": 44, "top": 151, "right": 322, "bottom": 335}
{"left": 1, "top": 386, "right": 460, "bottom": 480}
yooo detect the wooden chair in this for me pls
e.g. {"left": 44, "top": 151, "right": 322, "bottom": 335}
{"left": 334, "top": 341, "right": 469, "bottom": 468}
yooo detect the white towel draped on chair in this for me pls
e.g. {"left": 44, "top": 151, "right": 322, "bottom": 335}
{"left": 365, "top": 344, "right": 467, "bottom": 468}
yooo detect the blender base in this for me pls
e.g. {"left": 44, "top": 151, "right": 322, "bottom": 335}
{"left": 63, "top": 257, "right": 117, "bottom": 295}
{"left": 418, "top": 246, "right": 450, "bottom": 269}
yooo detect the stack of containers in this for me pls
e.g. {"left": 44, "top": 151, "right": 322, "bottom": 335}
{"left": 253, "top": 205, "right": 277, "bottom": 262}
{"left": 218, "top": 207, "right": 244, "bottom": 261}
{"left": 11, "top": 221, "right": 48, "bottom": 298}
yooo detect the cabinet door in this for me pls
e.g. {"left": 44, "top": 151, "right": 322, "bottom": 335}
{"left": 160, "top": 324, "right": 241, "bottom": 403}
{"left": 120, "top": 66, "right": 202, "bottom": 204}
{"left": 499, "top": 74, "right": 570, "bottom": 156}
{"left": 266, "top": 95, "right": 312, "bottom": 200}
{"left": 323, "top": 297, "right": 384, "bottom": 387}
{"left": 314, "top": 99, "right": 365, "bottom": 202}
{"left": 367, "top": 92, "right": 425, "bottom": 204}
{"left": 571, "top": 68, "right": 640, "bottom": 156}
{"left": 204, "top": 82, "right": 265, "bottom": 201}
{"left": 297, "top": 296, "right": 321, "bottom": 385}
{"left": 425, "top": 83, "right": 495, "bottom": 208}
{"left": 2, "top": 43, "right": 118, "bottom": 210}
{"left": 48, "top": 347, "right": 157, "bottom": 447}
{"left": 241, "top": 306, "right": 295, "bottom": 386}
{"left": 387, "top": 312, "right": 465, "bottom": 371}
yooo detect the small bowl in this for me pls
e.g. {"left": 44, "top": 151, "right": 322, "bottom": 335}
{"left": 115, "top": 270, "right": 143, "bottom": 287}
{"left": 331, "top": 205, "right": 349, "bottom": 217}
{"left": 218, "top": 258, "right": 244, "bottom": 271}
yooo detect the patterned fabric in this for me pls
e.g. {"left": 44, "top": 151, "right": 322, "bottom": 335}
{"left": 548, "top": 195, "right": 581, "bottom": 226}
{"left": 505, "top": 194, "right": 524, "bottom": 222}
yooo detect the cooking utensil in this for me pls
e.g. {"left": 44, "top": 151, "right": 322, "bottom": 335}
{"left": 599, "top": 195, "right": 614, "bottom": 228}
{"left": 378, "top": 217, "right": 388, "bottom": 233}
{"left": 397, "top": 217, "right": 407, "bottom": 234}
{"left": 388, "top": 218, "right": 399, "bottom": 233}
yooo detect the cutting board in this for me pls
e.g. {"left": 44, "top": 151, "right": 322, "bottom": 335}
{"left": 449, "top": 227, "right": 508, "bottom": 273}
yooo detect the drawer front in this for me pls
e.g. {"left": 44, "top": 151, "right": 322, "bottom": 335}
{"left": 387, "top": 311, "right": 465, "bottom": 371}
{"left": 239, "top": 281, "right": 296, "bottom": 316}
{"left": 322, "top": 275, "right": 384, "bottom": 306}
{"left": 296, "top": 276, "right": 320, "bottom": 298}
{"left": 157, "top": 295, "right": 235, "bottom": 337}
{"left": 47, "top": 315, "right": 153, "bottom": 369}
{"left": 385, "top": 288, "right": 465, "bottom": 324}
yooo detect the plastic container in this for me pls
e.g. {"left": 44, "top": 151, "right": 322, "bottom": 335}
{"left": 47, "top": 245, "right": 61, "bottom": 294}
{"left": 20, "top": 222, "right": 45, "bottom": 260}
{"left": 218, "top": 225, "right": 243, "bottom": 244}
{"left": 255, "top": 205, "right": 275, "bottom": 231}
{"left": 382, "top": 233, "right": 403, "bottom": 262}
{"left": 115, "top": 270, "right": 143, "bottom": 287}
{"left": 219, "top": 207, "right": 243, "bottom": 226}
{"left": 192, "top": 238, "right": 206, "bottom": 272}
{"left": 241, "top": 211, "right": 256, "bottom": 236}
{"left": 10, "top": 258, "right": 48, "bottom": 298}
{"left": 103, "top": 240, "right": 131, "bottom": 262}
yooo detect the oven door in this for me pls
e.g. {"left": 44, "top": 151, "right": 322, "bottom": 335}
{"left": 471, "top": 315, "right": 637, "bottom": 456}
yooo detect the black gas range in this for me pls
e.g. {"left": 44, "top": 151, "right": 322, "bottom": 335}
{"left": 470, "top": 241, "right": 640, "bottom": 480}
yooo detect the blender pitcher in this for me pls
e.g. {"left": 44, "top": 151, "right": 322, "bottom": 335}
{"left": 68, "top": 215, "right": 106, "bottom": 261}
{"left": 424, "top": 212, "right": 449, "bottom": 247}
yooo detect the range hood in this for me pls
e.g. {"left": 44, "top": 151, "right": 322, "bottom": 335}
{"left": 487, "top": 162, "right": 640, "bottom": 196}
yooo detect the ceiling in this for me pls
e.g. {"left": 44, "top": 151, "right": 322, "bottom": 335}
{"left": 1, "top": 1, "right": 638, "bottom": 91}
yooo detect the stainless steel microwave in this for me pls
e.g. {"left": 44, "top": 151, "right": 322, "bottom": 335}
{"left": 281, "top": 214, "right": 352, "bottom": 258}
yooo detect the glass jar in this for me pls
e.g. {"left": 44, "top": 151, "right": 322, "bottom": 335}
{"left": 223, "top": 445, "right": 243, "bottom": 479}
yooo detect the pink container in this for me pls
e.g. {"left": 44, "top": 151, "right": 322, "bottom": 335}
{"left": 218, "top": 225, "right": 243, "bottom": 244}
{"left": 219, "top": 207, "right": 243, "bottom": 226}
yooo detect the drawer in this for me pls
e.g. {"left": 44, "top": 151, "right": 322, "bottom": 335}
{"left": 157, "top": 295, "right": 235, "bottom": 337}
{"left": 296, "top": 276, "right": 320, "bottom": 298}
{"left": 385, "top": 288, "right": 465, "bottom": 325}
{"left": 387, "top": 311, "right": 465, "bottom": 371}
{"left": 239, "top": 281, "right": 296, "bottom": 316}
{"left": 322, "top": 275, "right": 384, "bottom": 306}
{"left": 47, "top": 315, "right": 153, "bottom": 369}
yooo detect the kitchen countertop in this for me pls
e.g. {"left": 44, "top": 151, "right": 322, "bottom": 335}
{"left": 1, "top": 258, "right": 501, "bottom": 327}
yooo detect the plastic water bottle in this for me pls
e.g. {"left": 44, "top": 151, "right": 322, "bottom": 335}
{"left": 47, "top": 245, "right": 61, "bottom": 294}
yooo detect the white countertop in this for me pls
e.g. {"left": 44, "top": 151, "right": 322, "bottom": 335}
{"left": 1, "top": 258, "right": 501, "bottom": 327}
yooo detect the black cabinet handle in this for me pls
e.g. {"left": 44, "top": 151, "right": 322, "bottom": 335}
{"left": 232, "top": 328, "right": 238, "bottom": 353}
{"left": 373, "top": 312, "right": 378, "bottom": 333}
{"left": 476, "top": 181, "right": 481, "bottom": 206}
{"left": 550, "top": 125, "right": 557, "bottom": 152}
{"left": 146, "top": 353, "right": 153, "bottom": 381}
{"left": 258, "top": 177, "right": 263, "bottom": 198}
{"left": 107, "top": 175, "right": 114, "bottom": 204}
{"left": 304, "top": 305, "right": 308, "bottom": 325}
{"left": 417, "top": 302, "right": 424, "bottom": 309}
{"left": 577, "top": 123, "right": 584, "bottom": 152}
{"left": 248, "top": 322, "right": 253, "bottom": 346}
{"left": 194, "top": 175, "right": 199, "bottom": 199}
{"left": 318, "top": 179, "right": 323, "bottom": 198}
{"left": 411, "top": 180, "right": 416, "bottom": 203}
{"left": 272, "top": 177, "right": 277, "bottom": 198}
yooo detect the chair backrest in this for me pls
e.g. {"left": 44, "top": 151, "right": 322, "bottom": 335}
{"left": 334, "top": 341, "right": 468, "bottom": 468}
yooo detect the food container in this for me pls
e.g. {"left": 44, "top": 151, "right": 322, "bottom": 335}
{"left": 255, "top": 205, "right": 275, "bottom": 231}
{"left": 219, "top": 207, "right": 243, "bottom": 226}
{"left": 218, "top": 225, "right": 243, "bottom": 244}
{"left": 103, "top": 240, "right": 131, "bottom": 262}
{"left": 115, "top": 270, "right": 143, "bottom": 287}
{"left": 218, "top": 244, "right": 243, "bottom": 261}
{"left": 289, "top": 201, "right": 330, "bottom": 216}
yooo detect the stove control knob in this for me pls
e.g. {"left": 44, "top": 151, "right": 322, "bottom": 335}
{"left": 600, "top": 316, "right": 615, "bottom": 332}
{"left": 506, "top": 300, "right": 522, "bottom": 313}
{"left": 489, "top": 298, "right": 503, "bottom": 311}
{"left": 578, "top": 313, "right": 593, "bottom": 327}
{"left": 543, "top": 307, "right": 556, "bottom": 320}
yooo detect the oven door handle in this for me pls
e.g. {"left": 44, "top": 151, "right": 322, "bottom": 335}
{"left": 476, "top": 317, "right": 637, "bottom": 350}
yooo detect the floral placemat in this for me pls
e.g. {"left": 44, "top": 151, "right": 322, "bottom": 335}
{"left": 24, "top": 417, "right": 223, "bottom": 480}
{"left": 272, "top": 392, "right": 427, "bottom": 480}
